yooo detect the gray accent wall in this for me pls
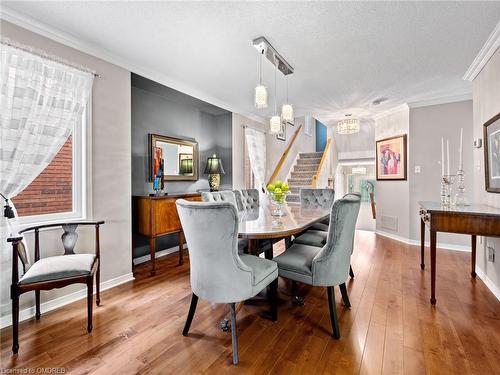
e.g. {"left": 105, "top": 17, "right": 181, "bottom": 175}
{"left": 131, "top": 74, "right": 232, "bottom": 259}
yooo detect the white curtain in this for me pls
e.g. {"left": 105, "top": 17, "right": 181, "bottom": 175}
{"left": 244, "top": 127, "right": 267, "bottom": 191}
{"left": 0, "top": 41, "right": 94, "bottom": 236}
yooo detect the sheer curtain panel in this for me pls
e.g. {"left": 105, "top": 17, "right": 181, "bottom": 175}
{"left": 244, "top": 127, "right": 267, "bottom": 192}
{"left": 0, "top": 41, "right": 94, "bottom": 235}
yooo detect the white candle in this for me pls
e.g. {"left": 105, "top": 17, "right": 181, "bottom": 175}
{"left": 446, "top": 139, "right": 450, "bottom": 176}
{"left": 459, "top": 128, "right": 463, "bottom": 171}
{"left": 441, "top": 137, "right": 444, "bottom": 176}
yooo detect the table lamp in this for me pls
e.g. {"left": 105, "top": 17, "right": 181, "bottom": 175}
{"left": 204, "top": 154, "right": 225, "bottom": 191}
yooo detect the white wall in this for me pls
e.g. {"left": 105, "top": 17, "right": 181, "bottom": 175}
{"left": 0, "top": 21, "right": 132, "bottom": 321}
{"left": 374, "top": 105, "right": 411, "bottom": 238}
{"left": 409, "top": 101, "right": 474, "bottom": 247}
{"left": 472, "top": 46, "right": 500, "bottom": 294}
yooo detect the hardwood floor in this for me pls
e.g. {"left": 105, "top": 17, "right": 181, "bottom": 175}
{"left": 1, "top": 231, "right": 499, "bottom": 374}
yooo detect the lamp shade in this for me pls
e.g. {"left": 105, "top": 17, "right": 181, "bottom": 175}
{"left": 255, "top": 85, "right": 268, "bottom": 108}
{"left": 179, "top": 158, "right": 193, "bottom": 175}
{"left": 281, "top": 104, "right": 293, "bottom": 122}
{"left": 270, "top": 116, "right": 281, "bottom": 133}
{"left": 204, "top": 154, "right": 225, "bottom": 174}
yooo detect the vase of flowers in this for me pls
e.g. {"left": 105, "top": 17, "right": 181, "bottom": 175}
{"left": 267, "top": 180, "right": 289, "bottom": 217}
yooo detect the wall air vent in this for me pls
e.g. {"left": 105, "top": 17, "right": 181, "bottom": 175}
{"left": 381, "top": 215, "right": 398, "bottom": 232}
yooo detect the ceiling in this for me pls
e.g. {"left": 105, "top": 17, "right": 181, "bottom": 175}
{"left": 2, "top": 1, "right": 500, "bottom": 126}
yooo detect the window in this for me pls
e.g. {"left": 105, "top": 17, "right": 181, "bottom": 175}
{"left": 11, "top": 108, "right": 90, "bottom": 225}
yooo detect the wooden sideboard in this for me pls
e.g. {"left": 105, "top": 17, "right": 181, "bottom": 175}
{"left": 134, "top": 193, "right": 201, "bottom": 275}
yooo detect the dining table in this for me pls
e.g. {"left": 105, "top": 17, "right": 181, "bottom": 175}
{"left": 218, "top": 197, "right": 331, "bottom": 331}
{"left": 238, "top": 197, "right": 331, "bottom": 257}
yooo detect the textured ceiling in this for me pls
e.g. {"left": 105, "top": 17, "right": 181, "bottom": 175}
{"left": 2, "top": 1, "right": 500, "bottom": 126}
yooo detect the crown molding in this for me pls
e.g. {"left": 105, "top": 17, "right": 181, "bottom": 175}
{"left": 408, "top": 92, "right": 472, "bottom": 109}
{"left": 373, "top": 103, "right": 409, "bottom": 121}
{"left": 0, "top": 6, "right": 266, "bottom": 124}
{"left": 463, "top": 20, "right": 500, "bottom": 81}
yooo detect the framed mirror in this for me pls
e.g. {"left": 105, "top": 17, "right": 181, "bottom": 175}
{"left": 149, "top": 134, "right": 198, "bottom": 181}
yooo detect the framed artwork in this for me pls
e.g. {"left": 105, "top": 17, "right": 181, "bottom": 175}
{"left": 148, "top": 134, "right": 198, "bottom": 181}
{"left": 276, "top": 118, "right": 286, "bottom": 141}
{"left": 376, "top": 134, "right": 407, "bottom": 181}
{"left": 483, "top": 112, "right": 500, "bottom": 193}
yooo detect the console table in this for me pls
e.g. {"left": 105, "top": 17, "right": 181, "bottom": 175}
{"left": 419, "top": 201, "right": 500, "bottom": 305}
{"left": 134, "top": 193, "right": 201, "bottom": 275}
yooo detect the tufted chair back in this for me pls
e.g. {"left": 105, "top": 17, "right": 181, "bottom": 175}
{"left": 311, "top": 194, "right": 361, "bottom": 286}
{"left": 176, "top": 200, "right": 255, "bottom": 303}
{"left": 234, "top": 189, "right": 260, "bottom": 212}
{"left": 201, "top": 191, "right": 238, "bottom": 209}
{"left": 300, "top": 188, "right": 335, "bottom": 209}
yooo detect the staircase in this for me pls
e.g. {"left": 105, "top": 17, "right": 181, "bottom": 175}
{"left": 286, "top": 152, "right": 323, "bottom": 203}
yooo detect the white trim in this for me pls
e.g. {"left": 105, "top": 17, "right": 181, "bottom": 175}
{"left": 0, "top": 272, "right": 134, "bottom": 329}
{"left": 133, "top": 244, "right": 186, "bottom": 266}
{"left": 408, "top": 93, "right": 472, "bottom": 109}
{"left": 475, "top": 267, "right": 500, "bottom": 301}
{"left": 0, "top": 7, "right": 266, "bottom": 124}
{"left": 375, "top": 229, "right": 471, "bottom": 252}
{"left": 463, "top": 20, "right": 500, "bottom": 81}
{"left": 373, "top": 104, "right": 409, "bottom": 121}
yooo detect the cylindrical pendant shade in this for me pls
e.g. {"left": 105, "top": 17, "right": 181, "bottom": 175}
{"left": 281, "top": 104, "right": 293, "bottom": 122}
{"left": 254, "top": 85, "right": 268, "bottom": 108}
{"left": 270, "top": 116, "right": 281, "bottom": 133}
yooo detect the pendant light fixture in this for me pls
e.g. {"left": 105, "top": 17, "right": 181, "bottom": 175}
{"left": 254, "top": 49, "right": 268, "bottom": 109}
{"left": 281, "top": 75, "right": 293, "bottom": 122}
{"left": 270, "top": 61, "right": 281, "bottom": 133}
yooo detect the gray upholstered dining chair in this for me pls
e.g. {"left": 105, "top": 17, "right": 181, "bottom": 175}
{"left": 201, "top": 191, "right": 249, "bottom": 254}
{"left": 274, "top": 194, "right": 361, "bottom": 338}
{"left": 176, "top": 199, "right": 278, "bottom": 365}
{"left": 201, "top": 191, "right": 238, "bottom": 208}
{"left": 299, "top": 188, "right": 335, "bottom": 231}
{"left": 234, "top": 189, "right": 260, "bottom": 212}
{"left": 295, "top": 192, "right": 360, "bottom": 278}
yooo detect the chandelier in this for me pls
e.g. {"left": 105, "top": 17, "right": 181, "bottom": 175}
{"left": 337, "top": 116, "right": 360, "bottom": 135}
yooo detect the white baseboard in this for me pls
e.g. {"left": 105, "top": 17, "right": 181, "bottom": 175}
{"left": 375, "top": 230, "right": 471, "bottom": 252}
{"left": 475, "top": 267, "right": 500, "bottom": 301}
{"left": 0, "top": 272, "right": 135, "bottom": 329}
{"left": 132, "top": 244, "right": 187, "bottom": 266}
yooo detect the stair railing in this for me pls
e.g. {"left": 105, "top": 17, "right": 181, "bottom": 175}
{"left": 267, "top": 124, "right": 303, "bottom": 185}
{"left": 311, "top": 138, "right": 332, "bottom": 188}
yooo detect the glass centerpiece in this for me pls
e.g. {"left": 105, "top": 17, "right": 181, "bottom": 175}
{"left": 266, "top": 180, "right": 289, "bottom": 217}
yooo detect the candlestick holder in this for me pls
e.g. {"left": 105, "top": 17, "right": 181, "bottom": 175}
{"left": 440, "top": 175, "right": 455, "bottom": 208}
{"left": 454, "top": 169, "right": 469, "bottom": 206}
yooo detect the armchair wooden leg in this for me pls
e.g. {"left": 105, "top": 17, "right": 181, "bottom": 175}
{"left": 269, "top": 279, "right": 278, "bottom": 321}
{"left": 87, "top": 276, "right": 93, "bottom": 333}
{"left": 349, "top": 265, "right": 355, "bottom": 279}
{"left": 327, "top": 286, "right": 340, "bottom": 339}
{"left": 35, "top": 290, "right": 41, "bottom": 320}
{"left": 339, "top": 283, "right": 351, "bottom": 309}
{"left": 12, "top": 294, "right": 19, "bottom": 354}
{"left": 182, "top": 293, "right": 198, "bottom": 336}
{"left": 229, "top": 303, "right": 239, "bottom": 365}
{"left": 96, "top": 262, "right": 101, "bottom": 306}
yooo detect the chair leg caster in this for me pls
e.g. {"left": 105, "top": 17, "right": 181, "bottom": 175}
{"left": 12, "top": 344, "right": 19, "bottom": 354}
{"left": 220, "top": 319, "right": 230, "bottom": 332}
{"left": 87, "top": 324, "right": 93, "bottom": 333}
{"left": 293, "top": 296, "right": 305, "bottom": 306}
{"left": 96, "top": 299, "right": 100, "bottom": 306}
